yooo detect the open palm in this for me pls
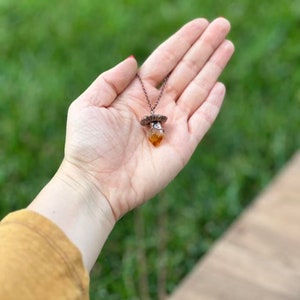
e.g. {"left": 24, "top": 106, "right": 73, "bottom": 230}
{"left": 63, "top": 18, "right": 234, "bottom": 219}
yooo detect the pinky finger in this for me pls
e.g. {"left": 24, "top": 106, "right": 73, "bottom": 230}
{"left": 188, "top": 82, "right": 226, "bottom": 145}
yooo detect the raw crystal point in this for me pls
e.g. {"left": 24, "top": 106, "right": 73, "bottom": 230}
{"left": 147, "top": 122, "right": 164, "bottom": 147}
{"left": 140, "top": 114, "right": 167, "bottom": 147}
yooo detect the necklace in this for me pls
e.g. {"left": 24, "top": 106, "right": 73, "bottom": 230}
{"left": 137, "top": 73, "right": 169, "bottom": 147}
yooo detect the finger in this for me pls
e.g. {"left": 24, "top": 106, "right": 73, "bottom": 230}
{"left": 166, "top": 17, "right": 231, "bottom": 102}
{"left": 77, "top": 56, "right": 138, "bottom": 107}
{"left": 188, "top": 82, "right": 226, "bottom": 146}
{"left": 139, "top": 18, "right": 209, "bottom": 85}
{"left": 177, "top": 39, "right": 234, "bottom": 117}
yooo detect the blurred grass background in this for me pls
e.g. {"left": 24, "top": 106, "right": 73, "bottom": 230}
{"left": 1, "top": 0, "right": 300, "bottom": 299}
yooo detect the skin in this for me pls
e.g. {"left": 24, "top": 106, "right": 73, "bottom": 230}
{"left": 28, "top": 17, "right": 235, "bottom": 271}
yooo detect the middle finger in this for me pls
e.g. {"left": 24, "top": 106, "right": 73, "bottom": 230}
{"left": 166, "top": 17, "right": 231, "bottom": 102}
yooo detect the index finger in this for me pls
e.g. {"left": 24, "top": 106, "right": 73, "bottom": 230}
{"left": 139, "top": 18, "right": 209, "bottom": 86}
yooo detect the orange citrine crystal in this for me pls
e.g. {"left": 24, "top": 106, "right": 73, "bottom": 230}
{"left": 140, "top": 114, "right": 167, "bottom": 147}
{"left": 148, "top": 129, "right": 164, "bottom": 147}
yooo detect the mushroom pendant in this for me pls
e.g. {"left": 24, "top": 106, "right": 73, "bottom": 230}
{"left": 140, "top": 114, "right": 168, "bottom": 147}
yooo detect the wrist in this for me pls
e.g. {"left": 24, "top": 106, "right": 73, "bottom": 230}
{"left": 57, "top": 159, "right": 116, "bottom": 227}
{"left": 28, "top": 159, "right": 116, "bottom": 271}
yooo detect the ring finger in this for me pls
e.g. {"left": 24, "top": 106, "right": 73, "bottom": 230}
{"left": 177, "top": 39, "right": 235, "bottom": 118}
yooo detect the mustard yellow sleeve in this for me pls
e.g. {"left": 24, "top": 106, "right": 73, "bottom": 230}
{"left": 0, "top": 209, "right": 89, "bottom": 300}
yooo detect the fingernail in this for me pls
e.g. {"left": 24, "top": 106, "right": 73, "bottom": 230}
{"left": 128, "top": 54, "right": 135, "bottom": 59}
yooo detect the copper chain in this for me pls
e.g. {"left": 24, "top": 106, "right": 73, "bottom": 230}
{"left": 136, "top": 73, "right": 170, "bottom": 114}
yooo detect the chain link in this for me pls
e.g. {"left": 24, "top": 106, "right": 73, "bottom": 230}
{"left": 136, "top": 73, "right": 170, "bottom": 114}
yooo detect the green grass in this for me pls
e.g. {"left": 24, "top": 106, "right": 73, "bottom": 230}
{"left": 1, "top": 0, "right": 300, "bottom": 299}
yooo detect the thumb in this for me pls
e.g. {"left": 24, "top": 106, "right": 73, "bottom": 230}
{"left": 78, "top": 56, "right": 138, "bottom": 107}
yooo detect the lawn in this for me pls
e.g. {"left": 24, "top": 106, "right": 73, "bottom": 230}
{"left": 1, "top": 0, "right": 300, "bottom": 299}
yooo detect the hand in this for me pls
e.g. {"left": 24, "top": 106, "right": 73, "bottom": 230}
{"left": 29, "top": 17, "right": 234, "bottom": 271}
{"left": 63, "top": 17, "right": 234, "bottom": 221}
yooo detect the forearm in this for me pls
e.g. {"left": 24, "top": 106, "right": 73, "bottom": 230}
{"left": 0, "top": 210, "right": 90, "bottom": 299}
{"left": 28, "top": 160, "right": 116, "bottom": 271}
